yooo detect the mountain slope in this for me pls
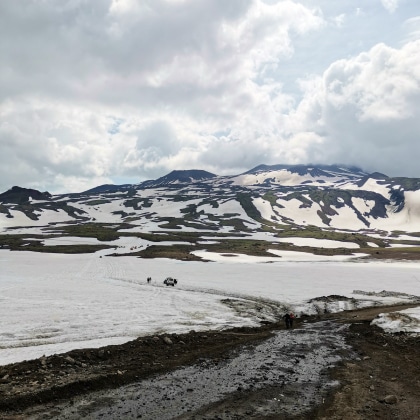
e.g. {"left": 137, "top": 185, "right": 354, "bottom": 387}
{"left": 0, "top": 186, "right": 52, "bottom": 204}
{"left": 1, "top": 165, "right": 420, "bottom": 235}
{"left": 140, "top": 169, "right": 216, "bottom": 188}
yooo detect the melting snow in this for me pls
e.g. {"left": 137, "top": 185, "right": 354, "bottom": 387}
{"left": 371, "top": 307, "right": 420, "bottom": 334}
{"left": 1, "top": 250, "right": 419, "bottom": 365}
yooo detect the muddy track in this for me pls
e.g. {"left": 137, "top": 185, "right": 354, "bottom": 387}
{"left": 0, "top": 304, "right": 418, "bottom": 419}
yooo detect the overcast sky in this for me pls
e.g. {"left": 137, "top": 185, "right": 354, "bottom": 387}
{"left": 1, "top": 0, "right": 420, "bottom": 193}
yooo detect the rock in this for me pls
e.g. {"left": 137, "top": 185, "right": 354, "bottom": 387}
{"left": 380, "top": 395, "right": 398, "bottom": 404}
{"left": 163, "top": 337, "right": 173, "bottom": 345}
{"left": 64, "top": 356, "right": 76, "bottom": 364}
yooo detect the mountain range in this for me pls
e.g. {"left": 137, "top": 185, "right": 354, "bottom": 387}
{"left": 1, "top": 164, "right": 420, "bottom": 259}
{"left": 1, "top": 164, "right": 419, "bottom": 231}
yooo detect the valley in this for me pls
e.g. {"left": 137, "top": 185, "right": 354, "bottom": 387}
{"left": 1, "top": 164, "right": 420, "bottom": 419}
{"left": 1, "top": 164, "right": 420, "bottom": 261}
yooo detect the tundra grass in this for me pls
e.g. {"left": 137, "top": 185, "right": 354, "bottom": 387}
{"left": 130, "top": 245, "right": 202, "bottom": 261}
{"left": 273, "top": 227, "right": 387, "bottom": 248}
{"left": 50, "top": 223, "right": 120, "bottom": 241}
{"left": 24, "top": 244, "right": 113, "bottom": 254}
{"left": 123, "top": 239, "right": 358, "bottom": 260}
{"left": 0, "top": 234, "right": 111, "bottom": 253}
{"left": 360, "top": 246, "right": 420, "bottom": 260}
{"left": 81, "top": 199, "right": 112, "bottom": 206}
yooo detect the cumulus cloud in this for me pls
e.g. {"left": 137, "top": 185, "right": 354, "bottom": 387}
{"left": 292, "top": 40, "right": 420, "bottom": 176}
{"left": 0, "top": 0, "right": 324, "bottom": 192}
{"left": 0, "top": 99, "right": 121, "bottom": 192}
{"left": 0, "top": 0, "right": 419, "bottom": 193}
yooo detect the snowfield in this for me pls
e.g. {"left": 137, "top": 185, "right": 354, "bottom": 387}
{"left": 1, "top": 249, "right": 419, "bottom": 366}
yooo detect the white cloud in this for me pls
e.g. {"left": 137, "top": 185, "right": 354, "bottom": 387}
{"left": 324, "top": 42, "right": 419, "bottom": 121}
{"left": 0, "top": 99, "right": 121, "bottom": 192}
{"left": 332, "top": 13, "right": 346, "bottom": 28}
{"left": 381, "top": 0, "right": 400, "bottom": 14}
{"left": 403, "top": 16, "right": 420, "bottom": 42}
{"left": 0, "top": 0, "right": 419, "bottom": 192}
{"left": 0, "top": 0, "right": 324, "bottom": 192}
{"left": 292, "top": 40, "right": 420, "bottom": 176}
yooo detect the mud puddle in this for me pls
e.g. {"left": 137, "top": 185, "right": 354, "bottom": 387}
{"left": 26, "top": 321, "right": 352, "bottom": 419}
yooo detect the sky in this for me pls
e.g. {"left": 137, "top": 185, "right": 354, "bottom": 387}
{"left": 1, "top": 0, "right": 420, "bottom": 194}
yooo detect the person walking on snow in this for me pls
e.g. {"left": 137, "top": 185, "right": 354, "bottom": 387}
{"left": 289, "top": 312, "right": 295, "bottom": 328}
{"left": 283, "top": 313, "right": 291, "bottom": 329}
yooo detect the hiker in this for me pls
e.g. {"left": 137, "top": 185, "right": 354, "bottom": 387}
{"left": 283, "top": 313, "right": 291, "bottom": 329}
{"left": 289, "top": 312, "right": 295, "bottom": 328}
{"left": 147, "top": 277, "right": 151, "bottom": 284}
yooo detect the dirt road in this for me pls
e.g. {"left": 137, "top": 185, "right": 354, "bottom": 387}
{"left": 1, "top": 304, "right": 419, "bottom": 419}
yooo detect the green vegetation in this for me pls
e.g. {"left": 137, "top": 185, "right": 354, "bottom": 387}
{"left": 11, "top": 204, "right": 39, "bottom": 220}
{"left": 198, "top": 198, "right": 219, "bottom": 208}
{"left": 133, "top": 244, "right": 202, "bottom": 261}
{"left": 219, "top": 218, "right": 253, "bottom": 232}
{"left": 0, "top": 234, "right": 111, "bottom": 254}
{"left": 2, "top": 220, "right": 418, "bottom": 260}
{"left": 406, "top": 232, "right": 420, "bottom": 238}
{"left": 317, "top": 210, "right": 332, "bottom": 226}
{"left": 262, "top": 192, "right": 278, "bottom": 206}
{"left": 173, "top": 194, "right": 201, "bottom": 202}
{"left": 50, "top": 223, "right": 120, "bottom": 241}
{"left": 123, "top": 198, "right": 153, "bottom": 210}
{"left": 272, "top": 225, "right": 388, "bottom": 248}
{"left": 119, "top": 237, "right": 365, "bottom": 260}
{"left": 0, "top": 234, "right": 29, "bottom": 250}
{"left": 282, "top": 192, "right": 312, "bottom": 208}
{"left": 391, "top": 177, "right": 420, "bottom": 191}
{"left": 40, "top": 202, "right": 88, "bottom": 219}
{"left": 360, "top": 246, "right": 420, "bottom": 261}
{"left": 180, "top": 204, "right": 202, "bottom": 217}
{"left": 205, "top": 239, "right": 274, "bottom": 257}
{"left": 0, "top": 204, "right": 10, "bottom": 215}
{"left": 388, "top": 239, "right": 420, "bottom": 246}
{"left": 154, "top": 215, "right": 221, "bottom": 230}
{"left": 28, "top": 244, "right": 112, "bottom": 254}
{"left": 3, "top": 179, "right": 419, "bottom": 260}
{"left": 236, "top": 192, "right": 262, "bottom": 221}
{"left": 82, "top": 199, "right": 111, "bottom": 206}
{"left": 129, "top": 230, "right": 201, "bottom": 243}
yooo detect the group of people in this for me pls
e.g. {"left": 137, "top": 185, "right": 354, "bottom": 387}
{"left": 283, "top": 312, "right": 295, "bottom": 329}
{"left": 147, "top": 276, "right": 152, "bottom": 284}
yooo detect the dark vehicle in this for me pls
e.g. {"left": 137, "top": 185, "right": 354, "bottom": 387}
{"left": 163, "top": 277, "right": 177, "bottom": 286}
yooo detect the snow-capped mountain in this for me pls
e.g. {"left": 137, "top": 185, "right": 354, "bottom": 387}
{"left": 236, "top": 164, "right": 367, "bottom": 187}
{"left": 1, "top": 164, "right": 420, "bottom": 235}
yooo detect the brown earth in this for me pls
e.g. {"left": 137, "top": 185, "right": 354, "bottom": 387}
{"left": 0, "top": 304, "right": 419, "bottom": 419}
{"left": 313, "top": 307, "right": 420, "bottom": 420}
